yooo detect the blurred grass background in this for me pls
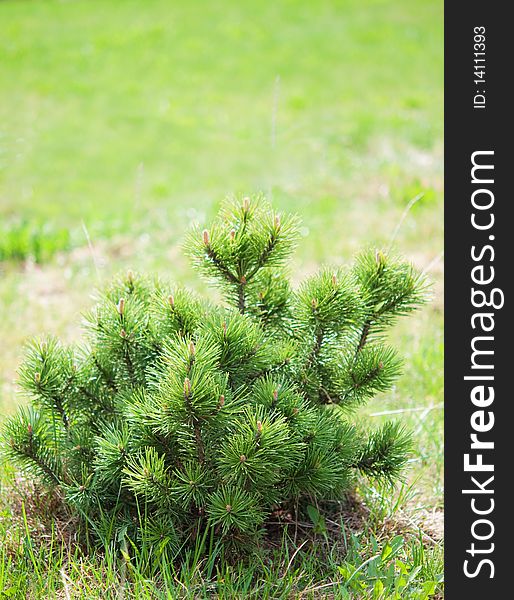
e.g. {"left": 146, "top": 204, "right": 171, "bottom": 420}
{"left": 0, "top": 0, "right": 442, "bottom": 515}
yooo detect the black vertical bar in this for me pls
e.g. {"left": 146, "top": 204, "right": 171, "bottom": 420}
{"left": 445, "top": 2, "right": 509, "bottom": 596}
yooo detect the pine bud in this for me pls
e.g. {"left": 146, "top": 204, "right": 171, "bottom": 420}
{"left": 256, "top": 420, "right": 263, "bottom": 433}
{"left": 376, "top": 250, "right": 386, "bottom": 266}
{"left": 202, "top": 229, "right": 210, "bottom": 246}
{"left": 184, "top": 378, "right": 192, "bottom": 396}
{"left": 219, "top": 394, "right": 225, "bottom": 408}
{"left": 242, "top": 197, "right": 250, "bottom": 212}
{"left": 258, "top": 291, "right": 265, "bottom": 300}
{"left": 117, "top": 298, "right": 125, "bottom": 316}
{"left": 311, "top": 298, "right": 318, "bottom": 310}
{"left": 127, "top": 270, "right": 134, "bottom": 284}
{"left": 225, "top": 504, "right": 232, "bottom": 512}
{"left": 120, "top": 329, "right": 127, "bottom": 338}
{"left": 240, "top": 275, "right": 247, "bottom": 285}
{"left": 332, "top": 274, "right": 337, "bottom": 286}
{"left": 272, "top": 389, "right": 278, "bottom": 402}
{"left": 168, "top": 294, "right": 175, "bottom": 309}
{"left": 274, "top": 214, "right": 281, "bottom": 230}
{"left": 292, "top": 407, "right": 299, "bottom": 415}
{"left": 34, "top": 372, "right": 41, "bottom": 385}
{"left": 230, "top": 229, "right": 236, "bottom": 241}
{"left": 240, "top": 455, "right": 246, "bottom": 462}
{"left": 222, "top": 321, "right": 227, "bottom": 336}
{"left": 27, "top": 423, "right": 33, "bottom": 435}
{"left": 378, "top": 361, "right": 384, "bottom": 370}
{"left": 189, "top": 341, "right": 196, "bottom": 356}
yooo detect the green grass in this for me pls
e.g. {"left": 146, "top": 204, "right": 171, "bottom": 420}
{"left": 0, "top": 0, "right": 443, "bottom": 596}
{"left": 0, "top": 472, "right": 443, "bottom": 598}
{"left": 1, "top": 0, "right": 442, "bottom": 238}
{"left": 0, "top": 219, "right": 70, "bottom": 263}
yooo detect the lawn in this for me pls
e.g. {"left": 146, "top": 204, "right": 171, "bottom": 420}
{"left": 0, "top": 0, "right": 443, "bottom": 597}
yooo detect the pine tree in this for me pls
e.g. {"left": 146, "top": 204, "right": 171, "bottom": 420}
{"left": 1, "top": 196, "right": 426, "bottom": 556}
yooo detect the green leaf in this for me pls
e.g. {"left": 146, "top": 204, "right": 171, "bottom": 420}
{"left": 373, "top": 579, "right": 384, "bottom": 598}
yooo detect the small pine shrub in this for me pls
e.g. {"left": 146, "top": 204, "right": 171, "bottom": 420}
{"left": 1, "top": 196, "right": 426, "bottom": 558}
